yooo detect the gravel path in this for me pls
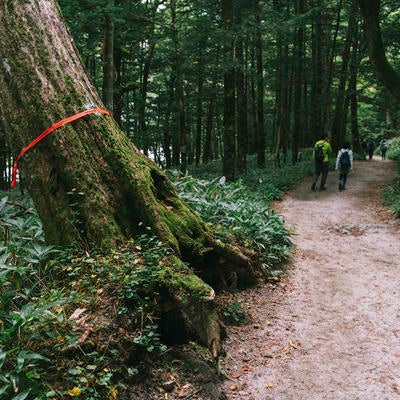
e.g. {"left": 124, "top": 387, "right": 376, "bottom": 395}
{"left": 221, "top": 156, "right": 400, "bottom": 400}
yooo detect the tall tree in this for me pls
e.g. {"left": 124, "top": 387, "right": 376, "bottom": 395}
{"left": 255, "top": 3, "right": 266, "bottom": 168}
{"left": 348, "top": 18, "right": 362, "bottom": 152}
{"left": 235, "top": 2, "right": 248, "bottom": 174}
{"left": 222, "top": 0, "right": 236, "bottom": 180}
{"left": 170, "top": 0, "right": 187, "bottom": 173}
{"left": 102, "top": 0, "right": 115, "bottom": 112}
{"left": 358, "top": 0, "right": 400, "bottom": 102}
{"left": 292, "top": 0, "right": 305, "bottom": 163}
{"left": 0, "top": 0, "right": 255, "bottom": 352}
{"left": 331, "top": 0, "right": 358, "bottom": 150}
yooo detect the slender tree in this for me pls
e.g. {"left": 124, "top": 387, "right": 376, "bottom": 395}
{"left": 292, "top": 0, "right": 305, "bottom": 163}
{"left": 102, "top": 0, "right": 114, "bottom": 112}
{"left": 255, "top": 3, "right": 266, "bottom": 168}
{"left": 331, "top": 0, "right": 358, "bottom": 150}
{"left": 222, "top": 0, "right": 236, "bottom": 180}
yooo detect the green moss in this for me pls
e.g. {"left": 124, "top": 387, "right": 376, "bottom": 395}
{"left": 159, "top": 256, "right": 214, "bottom": 301}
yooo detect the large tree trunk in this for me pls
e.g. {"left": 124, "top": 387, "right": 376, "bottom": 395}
{"left": 0, "top": 0, "right": 255, "bottom": 354}
{"left": 358, "top": 0, "right": 400, "bottom": 102}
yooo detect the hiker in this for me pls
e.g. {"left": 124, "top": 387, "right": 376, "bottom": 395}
{"left": 380, "top": 140, "right": 388, "bottom": 160}
{"left": 311, "top": 135, "right": 332, "bottom": 191}
{"left": 366, "top": 139, "right": 374, "bottom": 160}
{"left": 335, "top": 141, "right": 353, "bottom": 191}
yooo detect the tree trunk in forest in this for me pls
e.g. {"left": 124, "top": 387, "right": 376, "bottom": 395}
{"left": 236, "top": 31, "right": 247, "bottom": 174}
{"left": 273, "top": 0, "right": 290, "bottom": 166}
{"left": 0, "top": 0, "right": 256, "bottom": 355}
{"left": 195, "top": 59, "right": 204, "bottom": 166}
{"left": 248, "top": 44, "right": 257, "bottom": 155}
{"left": 255, "top": 5, "right": 266, "bottom": 169}
{"left": 292, "top": 0, "right": 304, "bottom": 164}
{"left": 222, "top": 0, "right": 236, "bottom": 181}
{"left": 235, "top": 3, "right": 248, "bottom": 175}
{"left": 138, "top": 40, "right": 156, "bottom": 155}
{"left": 331, "top": 0, "right": 357, "bottom": 150}
{"left": 323, "top": 0, "right": 342, "bottom": 134}
{"left": 358, "top": 0, "right": 400, "bottom": 102}
{"left": 163, "top": 82, "right": 173, "bottom": 169}
{"left": 102, "top": 0, "right": 114, "bottom": 112}
{"left": 170, "top": 0, "right": 187, "bottom": 174}
{"left": 311, "top": 0, "right": 335, "bottom": 140}
{"left": 203, "top": 84, "right": 216, "bottom": 163}
{"left": 349, "top": 19, "right": 362, "bottom": 152}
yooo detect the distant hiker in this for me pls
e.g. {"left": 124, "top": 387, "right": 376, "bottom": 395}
{"left": 335, "top": 141, "right": 353, "bottom": 191}
{"left": 380, "top": 140, "right": 388, "bottom": 160}
{"left": 311, "top": 135, "right": 332, "bottom": 191}
{"left": 366, "top": 139, "right": 374, "bottom": 160}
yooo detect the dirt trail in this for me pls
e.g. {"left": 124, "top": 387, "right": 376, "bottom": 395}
{"left": 220, "top": 156, "right": 400, "bottom": 400}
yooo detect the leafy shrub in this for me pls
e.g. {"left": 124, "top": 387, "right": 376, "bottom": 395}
{"left": 0, "top": 194, "right": 65, "bottom": 400}
{"left": 221, "top": 300, "right": 250, "bottom": 326}
{"left": 381, "top": 138, "right": 400, "bottom": 216}
{"left": 174, "top": 175, "right": 293, "bottom": 267}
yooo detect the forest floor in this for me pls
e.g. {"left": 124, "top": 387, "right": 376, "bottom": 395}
{"left": 218, "top": 155, "right": 400, "bottom": 400}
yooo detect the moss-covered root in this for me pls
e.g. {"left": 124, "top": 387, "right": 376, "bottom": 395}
{"left": 159, "top": 255, "right": 226, "bottom": 360}
{"left": 209, "top": 238, "right": 256, "bottom": 274}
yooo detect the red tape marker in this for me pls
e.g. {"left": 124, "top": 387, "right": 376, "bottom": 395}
{"left": 11, "top": 108, "right": 110, "bottom": 188}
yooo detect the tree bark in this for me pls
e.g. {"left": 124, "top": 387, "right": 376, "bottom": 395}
{"left": 222, "top": 0, "right": 236, "bottom": 181}
{"left": 331, "top": 0, "right": 357, "bottom": 150}
{"left": 0, "top": 0, "right": 255, "bottom": 353}
{"left": 255, "top": 4, "right": 266, "bottom": 168}
{"left": 170, "top": 0, "right": 187, "bottom": 174}
{"left": 102, "top": 0, "right": 114, "bottom": 112}
{"left": 358, "top": 0, "right": 400, "bottom": 102}
{"left": 349, "top": 18, "right": 362, "bottom": 152}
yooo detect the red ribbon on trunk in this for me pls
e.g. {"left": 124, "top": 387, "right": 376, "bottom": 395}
{"left": 11, "top": 108, "right": 110, "bottom": 188}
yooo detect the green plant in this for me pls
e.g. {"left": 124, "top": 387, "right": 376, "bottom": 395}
{"left": 133, "top": 324, "right": 167, "bottom": 353}
{"left": 174, "top": 175, "right": 293, "bottom": 267}
{"left": 222, "top": 300, "right": 250, "bottom": 326}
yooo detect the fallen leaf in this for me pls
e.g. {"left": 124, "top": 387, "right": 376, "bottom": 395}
{"left": 68, "top": 308, "right": 87, "bottom": 320}
{"left": 266, "top": 383, "right": 274, "bottom": 389}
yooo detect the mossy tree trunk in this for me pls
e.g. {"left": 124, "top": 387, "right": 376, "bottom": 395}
{"left": 0, "top": 0, "right": 255, "bottom": 354}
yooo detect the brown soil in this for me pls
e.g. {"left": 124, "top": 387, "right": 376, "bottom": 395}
{"left": 220, "top": 156, "right": 400, "bottom": 400}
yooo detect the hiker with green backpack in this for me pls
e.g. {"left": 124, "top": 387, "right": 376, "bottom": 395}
{"left": 311, "top": 135, "right": 332, "bottom": 191}
{"left": 335, "top": 141, "right": 353, "bottom": 191}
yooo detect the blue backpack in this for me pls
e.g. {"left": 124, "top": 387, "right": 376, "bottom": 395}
{"left": 339, "top": 150, "right": 351, "bottom": 168}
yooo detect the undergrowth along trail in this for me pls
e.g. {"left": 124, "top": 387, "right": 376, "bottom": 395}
{"left": 221, "top": 156, "right": 400, "bottom": 400}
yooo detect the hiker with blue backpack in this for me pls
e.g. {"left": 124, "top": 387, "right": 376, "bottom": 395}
{"left": 335, "top": 141, "right": 353, "bottom": 191}
{"left": 311, "top": 135, "right": 333, "bottom": 191}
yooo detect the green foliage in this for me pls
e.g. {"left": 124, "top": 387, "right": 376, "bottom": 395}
{"left": 382, "top": 176, "right": 400, "bottom": 217}
{"left": 386, "top": 136, "right": 400, "bottom": 161}
{"left": 0, "top": 192, "right": 171, "bottom": 398}
{"left": 221, "top": 300, "right": 250, "bottom": 326}
{"left": 173, "top": 168, "right": 295, "bottom": 267}
{"left": 0, "top": 194, "right": 65, "bottom": 400}
{"left": 381, "top": 137, "right": 400, "bottom": 216}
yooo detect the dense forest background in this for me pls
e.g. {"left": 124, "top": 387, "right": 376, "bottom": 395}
{"left": 57, "top": 0, "right": 400, "bottom": 178}
{"left": 1, "top": 1, "right": 400, "bottom": 399}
